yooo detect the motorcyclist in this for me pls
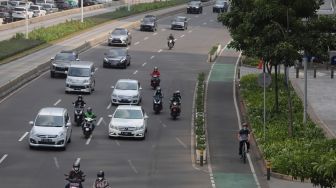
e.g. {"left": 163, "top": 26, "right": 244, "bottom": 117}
{"left": 65, "top": 162, "right": 85, "bottom": 188}
{"left": 167, "top": 33, "right": 175, "bottom": 44}
{"left": 238, "top": 123, "right": 251, "bottom": 157}
{"left": 93, "top": 170, "right": 111, "bottom": 188}
{"left": 84, "top": 107, "right": 96, "bottom": 130}
{"left": 150, "top": 67, "right": 161, "bottom": 77}
{"left": 170, "top": 90, "right": 181, "bottom": 107}
{"left": 153, "top": 87, "right": 164, "bottom": 99}
{"left": 73, "top": 95, "right": 86, "bottom": 108}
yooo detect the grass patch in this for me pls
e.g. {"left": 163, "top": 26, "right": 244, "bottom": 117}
{"left": 209, "top": 44, "right": 218, "bottom": 55}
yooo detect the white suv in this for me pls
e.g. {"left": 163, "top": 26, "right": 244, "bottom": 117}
{"left": 29, "top": 107, "right": 72, "bottom": 150}
{"left": 12, "top": 6, "right": 33, "bottom": 20}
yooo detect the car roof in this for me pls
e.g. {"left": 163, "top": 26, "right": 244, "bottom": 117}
{"left": 114, "top": 28, "right": 127, "bottom": 31}
{"left": 60, "top": 50, "right": 77, "bottom": 54}
{"left": 38, "top": 107, "right": 66, "bottom": 116}
{"left": 116, "top": 105, "right": 142, "bottom": 110}
{"left": 69, "top": 61, "right": 94, "bottom": 68}
{"left": 116, "top": 79, "right": 138, "bottom": 84}
{"left": 176, "top": 16, "right": 186, "bottom": 19}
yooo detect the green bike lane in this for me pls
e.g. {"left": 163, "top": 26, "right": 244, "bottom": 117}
{"left": 206, "top": 49, "right": 268, "bottom": 188}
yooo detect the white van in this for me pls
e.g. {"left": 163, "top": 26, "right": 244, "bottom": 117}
{"left": 65, "top": 61, "right": 96, "bottom": 94}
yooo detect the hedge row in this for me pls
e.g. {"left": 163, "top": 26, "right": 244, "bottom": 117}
{"left": 195, "top": 72, "right": 206, "bottom": 150}
{"left": 240, "top": 74, "right": 336, "bottom": 187}
{"left": 0, "top": 0, "right": 188, "bottom": 61}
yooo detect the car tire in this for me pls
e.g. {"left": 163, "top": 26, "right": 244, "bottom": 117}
{"left": 123, "top": 63, "right": 127, "bottom": 69}
{"left": 29, "top": 145, "right": 34, "bottom": 150}
{"left": 65, "top": 91, "right": 69, "bottom": 94}
{"left": 103, "top": 63, "right": 108, "bottom": 68}
{"left": 61, "top": 146, "right": 66, "bottom": 151}
{"left": 68, "top": 136, "right": 71, "bottom": 143}
{"left": 128, "top": 60, "right": 131, "bottom": 66}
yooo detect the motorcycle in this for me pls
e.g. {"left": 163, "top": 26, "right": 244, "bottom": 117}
{"left": 65, "top": 174, "right": 85, "bottom": 188}
{"left": 73, "top": 103, "right": 85, "bottom": 126}
{"left": 170, "top": 101, "right": 180, "bottom": 120}
{"left": 153, "top": 95, "right": 163, "bottom": 114}
{"left": 150, "top": 75, "right": 160, "bottom": 89}
{"left": 82, "top": 117, "right": 95, "bottom": 138}
{"left": 168, "top": 39, "right": 174, "bottom": 50}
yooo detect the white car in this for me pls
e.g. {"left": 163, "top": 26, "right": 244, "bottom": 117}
{"left": 30, "top": 5, "right": 46, "bottom": 17}
{"left": 111, "top": 79, "right": 142, "bottom": 105}
{"left": 28, "top": 107, "right": 72, "bottom": 150}
{"left": 108, "top": 105, "right": 148, "bottom": 139}
{"left": 12, "top": 6, "right": 33, "bottom": 20}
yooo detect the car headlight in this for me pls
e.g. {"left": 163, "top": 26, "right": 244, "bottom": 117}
{"left": 136, "top": 124, "right": 144, "bottom": 130}
{"left": 112, "top": 93, "right": 117, "bottom": 98}
{"left": 66, "top": 78, "right": 73, "bottom": 83}
{"left": 120, "top": 57, "right": 126, "bottom": 62}
{"left": 110, "top": 124, "right": 118, "bottom": 130}
{"left": 58, "top": 132, "right": 65, "bottom": 138}
{"left": 83, "top": 80, "right": 89, "bottom": 84}
{"left": 132, "top": 95, "right": 139, "bottom": 99}
{"left": 104, "top": 58, "right": 108, "bottom": 62}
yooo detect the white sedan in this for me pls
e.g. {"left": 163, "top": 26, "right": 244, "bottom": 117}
{"left": 108, "top": 105, "right": 148, "bottom": 140}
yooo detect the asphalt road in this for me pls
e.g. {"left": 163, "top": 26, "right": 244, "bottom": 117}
{"left": 0, "top": 6, "right": 232, "bottom": 188}
{"left": 0, "top": 1, "right": 123, "bottom": 41}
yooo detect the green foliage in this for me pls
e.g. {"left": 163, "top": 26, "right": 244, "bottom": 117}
{"left": 209, "top": 45, "right": 218, "bottom": 55}
{"left": 195, "top": 72, "right": 206, "bottom": 149}
{"left": 0, "top": 0, "right": 188, "bottom": 61}
{"left": 240, "top": 74, "right": 336, "bottom": 187}
{"left": 242, "top": 56, "right": 259, "bottom": 67}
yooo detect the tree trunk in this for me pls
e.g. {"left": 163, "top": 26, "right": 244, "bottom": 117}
{"left": 274, "top": 64, "right": 279, "bottom": 112}
{"left": 285, "top": 65, "right": 293, "bottom": 137}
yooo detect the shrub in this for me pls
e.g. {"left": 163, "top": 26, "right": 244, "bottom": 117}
{"left": 242, "top": 56, "right": 259, "bottom": 67}
{"left": 209, "top": 44, "right": 218, "bottom": 55}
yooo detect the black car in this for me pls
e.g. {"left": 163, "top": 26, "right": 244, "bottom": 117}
{"left": 103, "top": 48, "right": 131, "bottom": 69}
{"left": 0, "top": 12, "right": 13, "bottom": 24}
{"left": 140, "top": 16, "right": 157, "bottom": 32}
{"left": 50, "top": 50, "right": 79, "bottom": 78}
{"left": 78, "top": 0, "right": 96, "bottom": 7}
{"left": 187, "top": 1, "right": 202, "bottom": 14}
{"left": 213, "top": 0, "right": 228, "bottom": 13}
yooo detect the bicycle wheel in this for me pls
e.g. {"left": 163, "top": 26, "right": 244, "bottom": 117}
{"left": 243, "top": 142, "right": 247, "bottom": 164}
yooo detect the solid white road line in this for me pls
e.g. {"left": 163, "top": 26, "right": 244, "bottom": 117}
{"left": 158, "top": 49, "right": 162, "bottom": 53}
{"left": 134, "top": 41, "right": 140, "bottom": 45}
{"left": 180, "top": 35, "right": 185, "bottom": 38}
{"left": 150, "top": 55, "right": 155, "bottom": 59}
{"left": 133, "top": 70, "right": 138, "bottom": 75}
{"left": 97, "top": 117, "right": 103, "bottom": 126}
{"left": 85, "top": 135, "right": 92, "bottom": 145}
{"left": 153, "top": 32, "right": 158, "bottom": 36}
{"left": 144, "top": 37, "right": 149, "bottom": 40}
{"left": 142, "top": 62, "right": 147, "bottom": 67}
{"left": 233, "top": 53, "right": 261, "bottom": 188}
{"left": 128, "top": 160, "right": 138, "bottom": 174}
{"left": 176, "top": 137, "right": 187, "bottom": 149}
{"left": 18, "top": 132, "right": 29, "bottom": 142}
{"left": 53, "top": 99, "right": 61, "bottom": 106}
{"left": 106, "top": 103, "right": 111, "bottom": 110}
{"left": 0, "top": 154, "right": 8, "bottom": 165}
{"left": 54, "top": 157, "right": 60, "bottom": 169}
{"left": 75, "top": 158, "right": 81, "bottom": 165}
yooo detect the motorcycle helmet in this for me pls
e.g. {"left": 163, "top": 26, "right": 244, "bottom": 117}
{"left": 78, "top": 95, "right": 83, "bottom": 100}
{"left": 156, "top": 87, "right": 161, "bottom": 93}
{"left": 87, "top": 107, "right": 92, "bottom": 113}
{"left": 154, "top": 66, "right": 158, "bottom": 71}
{"left": 73, "top": 162, "right": 80, "bottom": 172}
{"left": 97, "top": 170, "right": 104, "bottom": 178}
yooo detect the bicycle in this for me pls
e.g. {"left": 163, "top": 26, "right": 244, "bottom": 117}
{"left": 241, "top": 140, "right": 248, "bottom": 164}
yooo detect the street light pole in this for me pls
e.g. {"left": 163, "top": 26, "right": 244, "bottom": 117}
{"left": 81, "top": 0, "right": 83, "bottom": 22}
{"left": 25, "top": 7, "right": 28, "bottom": 39}
{"left": 303, "top": 56, "right": 308, "bottom": 125}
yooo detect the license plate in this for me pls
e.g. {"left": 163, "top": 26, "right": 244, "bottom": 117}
{"left": 121, "top": 132, "right": 131, "bottom": 136}
{"left": 41, "top": 138, "right": 52, "bottom": 142}
{"left": 85, "top": 127, "right": 90, "bottom": 131}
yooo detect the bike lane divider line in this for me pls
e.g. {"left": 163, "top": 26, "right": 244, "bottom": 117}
{"left": 142, "top": 62, "right": 147, "bottom": 67}
{"left": 128, "top": 160, "right": 138, "bottom": 174}
{"left": 53, "top": 99, "right": 61, "bottom": 106}
{"left": 106, "top": 102, "right": 111, "bottom": 110}
{"left": 97, "top": 117, "right": 103, "bottom": 126}
{"left": 150, "top": 55, "right": 155, "bottom": 59}
{"left": 134, "top": 41, "right": 140, "bottom": 45}
{"left": 18, "top": 131, "right": 29, "bottom": 142}
{"left": 0, "top": 154, "right": 8, "bottom": 165}
{"left": 133, "top": 70, "right": 138, "bottom": 75}
{"left": 176, "top": 137, "right": 187, "bottom": 149}
{"left": 54, "top": 157, "right": 60, "bottom": 169}
{"left": 144, "top": 37, "right": 149, "bottom": 40}
{"left": 85, "top": 135, "right": 92, "bottom": 145}
{"left": 180, "top": 34, "right": 185, "bottom": 38}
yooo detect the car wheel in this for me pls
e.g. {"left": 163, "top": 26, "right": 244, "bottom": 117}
{"left": 103, "top": 63, "right": 107, "bottom": 68}
{"left": 128, "top": 60, "right": 131, "bottom": 66}
{"left": 29, "top": 145, "right": 34, "bottom": 150}
{"left": 65, "top": 90, "right": 69, "bottom": 94}
{"left": 68, "top": 136, "right": 71, "bottom": 143}
{"left": 61, "top": 146, "right": 66, "bottom": 151}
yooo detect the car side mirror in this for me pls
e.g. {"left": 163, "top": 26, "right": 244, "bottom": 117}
{"left": 108, "top": 115, "right": 113, "bottom": 118}
{"left": 29, "top": 121, "right": 34, "bottom": 126}
{"left": 50, "top": 57, "right": 54, "bottom": 60}
{"left": 66, "top": 122, "right": 71, "bottom": 127}
{"left": 144, "top": 115, "right": 148, "bottom": 119}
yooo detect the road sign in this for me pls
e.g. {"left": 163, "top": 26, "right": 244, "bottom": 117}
{"left": 257, "top": 73, "right": 272, "bottom": 87}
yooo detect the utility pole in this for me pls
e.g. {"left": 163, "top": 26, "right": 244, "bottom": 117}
{"left": 303, "top": 56, "right": 308, "bottom": 125}
{"left": 81, "top": 0, "right": 83, "bottom": 22}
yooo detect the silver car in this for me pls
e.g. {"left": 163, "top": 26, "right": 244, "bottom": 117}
{"left": 111, "top": 79, "right": 142, "bottom": 105}
{"left": 108, "top": 105, "right": 148, "bottom": 139}
{"left": 171, "top": 16, "right": 188, "bottom": 30}
{"left": 108, "top": 28, "right": 132, "bottom": 47}
{"left": 65, "top": 61, "right": 96, "bottom": 94}
{"left": 29, "top": 107, "right": 72, "bottom": 150}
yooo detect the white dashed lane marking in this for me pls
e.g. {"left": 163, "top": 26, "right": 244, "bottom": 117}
{"left": 176, "top": 137, "right": 187, "bottom": 149}
{"left": 53, "top": 99, "right": 61, "bottom": 106}
{"left": 54, "top": 157, "right": 60, "bottom": 169}
{"left": 188, "top": 30, "right": 192, "bottom": 33}
{"left": 203, "top": 22, "right": 207, "bottom": 25}
{"left": 18, "top": 132, "right": 29, "bottom": 142}
{"left": 180, "top": 35, "right": 185, "bottom": 38}
{"left": 142, "top": 62, "right": 147, "bottom": 67}
{"left": 97, "top": 117, "right": 103, "bottom": 126}
{"left": 134, "top": 41, "right": 140, "bottom": 45}
{"left": 144, "top": 37, "right": 149, "bottom": 40}
{"left": 106, "top": 103, "right": 111, "bottom": 110}
{"left": 158, "top": 49, "right": 162, "bottom": 53}
{"left": 128, "top": 160, "right": 138, "bottom": 174}
{"left": 0, "top": 154, "right": 8, "bottom": 165}
{"left": 85, "top": 135, "right": 92, "bottom": 145}
{"left": 133, "top": 70, "right": 138, "bottom": 75}
{"left": 153, "top": 32, "right": 158, "bottom": 36}
{"left": 150, "top": 56, "right": 155, "bottom": 59}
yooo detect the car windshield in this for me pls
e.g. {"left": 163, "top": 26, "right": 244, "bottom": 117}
{"left": 68, "top": 67, "right": 90, "bottom": 77}
{"left": 115, "top": 81, "right": 137, "bottom": 90}
{"left": 143, "top": 17, "right": 153, "bottom": 22}
{"left": 30, "top": 6, "right": 39, "bottom": 10}
{"left": 106, "top": 50, "right": 125, "bottom": 57}
{"left": 114, "top": 109, "right": 143, "bottom": 119}
{"left": 35, "top": 115, "right": 64, "bottom": 127}
{"left": 9, "top": 2, "right": 19, "bottom": 6}
{"left": 14, "top": 7, "right": 25, "bottom": 11}
{"left": 175, "top": 17, "right": 185, "bottom": 22}
{"left": 216, "top": 1, "right": 225, "bottom": 5}
{"left": 189, "top": 1, "right": 199, "bottom": 6}
{"left": 112, "top": 29, "right": 127, "bottom": 35}
{"left": 43, "top": 4, "right": 51, "bottom": 8}
{"left": 0, "top": 12, "right": 6, "bottom": 17}
{"left": 55, "top": 53, "right": 77, "bottom": 61}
